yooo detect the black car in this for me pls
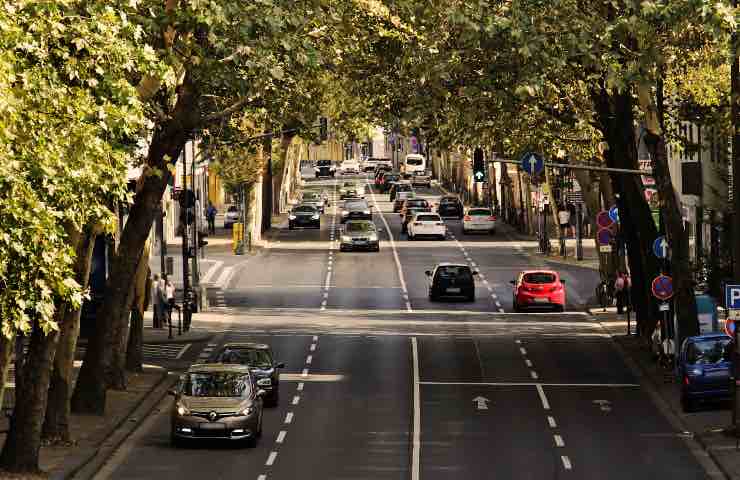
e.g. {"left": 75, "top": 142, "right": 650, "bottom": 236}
{"left": 213, "top": 343, "right": 285, "bottom": 407}
{"left": 289, "top": 204, "right": 320, "bottom": 229}
{"left": 438, "top": 196, "right": 464, "bottom": 218}
{"left": 314, "top": 159, "right": 335, "bottom": 178}
{"left": 425, "top": 263, "right": 478, "bottom": 302}
{"left": 380, "top": 173, "right": 401, "bottom": 193}
{"left": 339, "top": 220, "right": 380, "bottom": 252}
{"left": 340, "top": 199, "right": 372, "bottom": 223}
{"left": 389, "top": 182, "right": 413, "bottom": 201}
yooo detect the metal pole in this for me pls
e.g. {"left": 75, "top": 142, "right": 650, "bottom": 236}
{"left": 191, "top": 142, "right": 200, "bottom": 313}
{"left": 158, "top": 201, "right": 167, "bottom": 280}
{"left": 576, "top": 202, "right": 583, "bottom": 260}
{"left": 181, "top": 155, "right": 192, "bottom": 333}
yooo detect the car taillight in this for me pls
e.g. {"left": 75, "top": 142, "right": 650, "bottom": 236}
{"left": 684, "top": 376, "right": 690, "bottom": 385}
{"left": 488, "top": 216, "right": 496, "bottom": 221}
{"left": 464, "top": 215, "right": 471, "bottom": 221}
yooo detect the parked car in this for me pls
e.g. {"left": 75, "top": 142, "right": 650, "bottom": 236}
{"left": 289, "top": 204, "right": 321, "bottom": 229}
{"left": 679, "top": 333, "right": 732, "bottom": 412}
{"left": 339, "top": 220, "right": 381, "bottom": 252}
{"left": 393, "top": 190, "right": 416, "bottom": 212}
{"left": 426, "top": 263, "right": 477, "bottom": 301}
{"left": 407, "top": 212, "right": 446, "bottom": 240}
{"left": 213, "top": 343, "right": 285, "bottom": 407}
{"left": 339, "top": 159, "right": 360, "bottom": 175}
{"left": 463, "top": 207, "right": 497, "bottom": 234}
{"left": 437, "top": 196, "right": 464, "bottom": 218}
{"left": 511, "top": 270, "right": 566, "bottom": 312}
{"left": 224, "top": 205, "right": 240, "bottom": 229}
{"left": 389, "top": 181, "right": 413, "bottom": 202}
{"left": 169, "top": 363, "right": 265, "bottom": 447}
{"left": 314, "top": 159, "right": 336, "bottom": 178}
{"left": 340, "top": 199, "right": 372, "bottom": 223}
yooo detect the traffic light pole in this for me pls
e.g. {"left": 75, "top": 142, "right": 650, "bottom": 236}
{"left": 181, "top": 158, "right": 192, "bottom": 333}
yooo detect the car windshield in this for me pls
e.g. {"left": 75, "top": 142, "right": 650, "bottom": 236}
{"left": 417, "top": 214, "right": 441, "bottom": 222}
{"left": 397, "top": 184, "right": 412, "bottom": 191}
{"left": 216, "top": 348, "right": 273, "bottom": 367}
{"left": 437, "top": 266, "right": 472, "bottom": 281}
{"left": 346, "top": 222, "right": 374, "bottom": 232}
{"left": 469, "top": 209, "right": 491, "bottom": 216}
{"left": 227, "top": 206, "right": 238, "bottom": 212}
{"left": 406, "top": 158, "right": 423, "bottom": 165}
{"left": 295, "top": 206, "right": 316, "bottom": 213}
{"left": 316, "top": 160, "right": 331, "bottom": 166}
{"left": 523, "top": 273, "right": 557, "bottom": 284}
{"left": 441, "top": 198, "right": 458, "bottom": 204}
{"left": 345, "top": 202, "right": 367, "bottom": 210}
{"left": 407, "top": 200, "right": 428, "bottom": 208}
{"left": 181, "top": 372, "right": 251, "bottom": 398}
{"left": 687, "top": 339, "right": 731, "bottom": 365}
{"left": 304, "top": 193, "right": 320, "bottom": 200}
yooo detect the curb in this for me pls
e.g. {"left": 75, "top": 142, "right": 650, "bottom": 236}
{"left": 595, "top": 317, "right": 730, "bottom": 479}
{"left": 143, "top": 331, "right": 213, "bottom": 345}
{"left": 52, "top": 370, "right": 178, "bottom": 480}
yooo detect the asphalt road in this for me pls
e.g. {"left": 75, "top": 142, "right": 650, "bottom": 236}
{"left": 97, "top": 173, "right": 713, "bottom": 480}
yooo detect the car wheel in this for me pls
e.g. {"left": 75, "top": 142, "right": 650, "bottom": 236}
{"left": 339, "top": 245, "right": 346, "bottom": 252}
{"left": 373, "top": 245, "right": 380, "bottom": 252}
{"left": 554, "top": 305, "right": 564, "bottom": 313}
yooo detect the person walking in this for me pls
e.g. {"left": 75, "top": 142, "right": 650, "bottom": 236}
{"left": 165, "top": 279, "right": 176, "bottom": 325}
{"left": 614, "top": 270, "right": 630, "bottom": 314}
{"left": 557, "top": 204, "right": 571, "bottom": 239}
{"left": 206, "top": 202, "right": 217, "bottom": 235}
{"left": 151, "top": 274, "right": 162, "bottom": 328}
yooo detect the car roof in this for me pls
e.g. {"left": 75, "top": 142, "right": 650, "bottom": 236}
{"left": 187, "top": 363, "right": 253, "bottom": 374}
{"left": 435, "top": 262, "right": 470, "bottom": 268}
{"left": 520, "top": 269, "right": 558, "bottom": 275}
{"left": 222, "top": 342, "right": 271, "bottom": 350}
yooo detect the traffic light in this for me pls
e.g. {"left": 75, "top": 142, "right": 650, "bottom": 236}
{"left": 473, "top": 148, "right": 485, "bottom": 182}
{"left": 319, "top": 117, "right": 328, "bottom": 141}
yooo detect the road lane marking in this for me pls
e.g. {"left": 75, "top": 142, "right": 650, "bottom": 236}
{"left": 525, "top": 359, "right": 533, "bottom": 367}
{"left": 313, "top": 335, "right": 318, "bottom": 341}
{"left": 175, "top": 344, "right": 192, "bottom": 359}
{"left": 536, "top": 384, "right": 550, "bottom": 410}
{"left": 411, "top": 337, "right": 421, "bottom": 480}
{"left": 301, "top": 368, "right": 309, "bottom": 377}
{"left": 561, "top": 455, "right": 572, "bottom": 470}
{"left": 214, "top": 266, "right": 234, "bottom": 289}
{"left": 284, "top": 412, "right": 293, "bottom": 424}
{"left": 292, "top": 395, "right": 301, "bottom": 406}
{"left": 519, "top": 347, "right": 527, "bottom": 355}
{"left": 310, "top": 344, "right": 316, "bottom": 351}
{"left": 276, "top": 431, "right": 287, "bottom": 444}
{"left": 201, "top": 260, "right": 225, "bottom": 284}
{"left": 306, "top": 355, "right": 313, "bottom": 364}
{"left": 419, "top": 381, "right": 640, "bottom": 387}
{"left": 258, "top": 475, "right": 267, "bottom": 480}
{"left": 297, "top": 382, "right": 304, "bottom": 391}
{"left": 515, "top": 340, "right": 521, "bottom": 344}
{"left": 554, "top": 434, "right": 564, "bottom": 447}
{"left": 548, "top": 416, "right": 557, "bottom": 428}
{"left": 495, "top": 301, "right": 502, "bottom": 308}
{"left": 266, "top": 451, "right": 278, "bottom": 466}
{"left": 530, "top": 371, "right": 539, "bottom": 380}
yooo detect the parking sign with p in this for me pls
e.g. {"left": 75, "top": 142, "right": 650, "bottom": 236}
{"left": 726, "top": 284, "right": 740, "bottom": 310}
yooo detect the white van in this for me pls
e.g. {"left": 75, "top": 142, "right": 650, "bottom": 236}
{"left": 402, "top": 154, "right": 426, "bottom": 175}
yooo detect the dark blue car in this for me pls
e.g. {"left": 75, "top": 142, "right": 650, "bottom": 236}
{"left": 678, "top": 333, "right": 732, "bottom": 412}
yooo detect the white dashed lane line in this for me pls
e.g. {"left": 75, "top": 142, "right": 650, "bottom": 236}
{"left": 284, "top": 412, "right": 294, "bottom": 424}
{"left": 276, "top": 431, "right": 287, "bottom": 444}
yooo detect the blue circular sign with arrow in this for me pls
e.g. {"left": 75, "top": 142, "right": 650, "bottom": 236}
{"left": 608, "top": 205, "right": 619, "bottom": 223}
{"left": 652, "top": 236, "right": 669, "bottom": 259}
{"left": 519, "top": 152, "right": 544, "bottom": 176}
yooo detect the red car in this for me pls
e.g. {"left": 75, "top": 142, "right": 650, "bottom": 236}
{"left": 511, "top": 270, "right": 566, "bottom": 312}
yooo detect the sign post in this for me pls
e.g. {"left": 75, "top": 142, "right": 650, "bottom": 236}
{"left": 652, "top": 274, "right": 674, "bottom": 363}
{"left": 725, "top": 284, "right": 740, "bottom": 437}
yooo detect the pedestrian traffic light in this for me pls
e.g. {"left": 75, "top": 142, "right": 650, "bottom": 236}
{"left": 473, "top": 148, "right": 485, "bottom": 182}
{"left": 319, "top": 117, "right": 328, "bottom": 141}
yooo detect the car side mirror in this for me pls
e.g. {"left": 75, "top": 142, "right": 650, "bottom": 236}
{"left": 275, "top": 362, "right": 286, "bottom": 369}
{"left": 257, "top": 389, "right": 267, "bottom": 398}
{"left": 509, "top": 280, "right": 516, "bottom": 285}
{"left": 425, "top": 270, "right": 432, "bottom": 276}
{"left": 167, "top": 389, "right": 177, "bottom": 396}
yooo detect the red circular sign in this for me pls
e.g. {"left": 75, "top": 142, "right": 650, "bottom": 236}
{"left": 725, "top": 318, "right": 735, "bottom": 337}
{"left": 651, "top": 275, "right": 673, "bottom": 301}
{"left": 596, "top": 211, "right": 613, "bottom": 229}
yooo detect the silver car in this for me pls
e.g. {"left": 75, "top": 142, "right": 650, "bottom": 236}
{"left": 340, "top": 220, "right": 381, "bottom": 252}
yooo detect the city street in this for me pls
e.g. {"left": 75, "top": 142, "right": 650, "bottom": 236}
{"left": 97, "top": 173, "right": 714, "bottom": 480}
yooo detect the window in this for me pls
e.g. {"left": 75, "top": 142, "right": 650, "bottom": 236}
{"left": 417, "top": 214, "right": 441, "bottom": 222}
{"left": 523, "top": 272, "right": 557, "bottom": 284}
{"left": 436, "top": 266, "right": 473, "bottom": 281}
{"left": 346, "top": 222, "right": 374, "bottom": 232}
{"left": 181, "top": 372, "right": 251, "bottom": 397}
{"left": 687, "top": 339, "right": 731, "bottom": 365}
{"left": 469, "top": 209, "right": 492, "bottom": 216}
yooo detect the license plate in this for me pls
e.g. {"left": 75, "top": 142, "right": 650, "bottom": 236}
{"left": 354, "top": 240, "right": 367, "bottom": 244}
{"left": 446, "top": 287, "right": 461, "bottom": 293}
{"left": 533, "top": 297, "right": 548, "bottom": 303}
{"left": 706, "top": 370, "right": 729, "bottom": 377}
{"left": 200, "top": 422, "right": 225, "bottom": 431}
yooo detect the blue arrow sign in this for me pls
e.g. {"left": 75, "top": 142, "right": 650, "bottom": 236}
{"left": 725, "top": 284, "right": 740, "bottom": 310}
{"left": 519, "top": 152, "right": 544, "bottom": 176}
{"left": 652, "top": 236, "right": 669, "bottom": 259}
{"left": 608, "top": 206, "right": 619, "bottom": 223}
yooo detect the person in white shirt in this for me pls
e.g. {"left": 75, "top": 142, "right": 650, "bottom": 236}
{"left": 557, "top": 205, "right": 571, "bottom": 238}
{"left": 165, "top": 279, "right": 175, "bottom": 325}
{"left": 151, "top": 274, "right": 162, "bottom": 328}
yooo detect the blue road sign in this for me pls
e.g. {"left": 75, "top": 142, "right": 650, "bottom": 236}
{"left": 725, "top": 318, "right": 736, "bottom": 337}
{"left": 652, "top": 275, "right": 673, "bottom": 301}
{"left": 520, "top": 152, "right": 544, "bottom": 176}
{"left": 652, "top": 236, "right": 669, "bottom": 259}
{"left": 608, "top": 205, "right": 619, "bottom": 223}
{"left": 597, "top": 228, "right": 612, "bottom": 246}
{"left": 725, "top": 284, "right": 740, "bottom": 310}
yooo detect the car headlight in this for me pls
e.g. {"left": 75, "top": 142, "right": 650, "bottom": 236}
{"left": 341, "top": 210, "right": 349, "bottom": 216}
{"left": 341, "top": 235, "right": 351, "bottom": 242}
{"left": 363, "top": 210, "right": 371, "bottom": 215}
{"left": 176, "top": 404, "right": 190, "bottom": 416}
{"left": 240, "top": 406, "right": 257, "bottom": 416}
{"left": 369, "top": 233, "right": 378, "bottom": 241}
{"left": 689, "top": 367, "right": 703, "bottom": 376}
{"left": 311, "top": 214, "right": 320, "bottom": 220}
{"left": 256, "top": 378, "right": 272, "bottom": 386}
{"left": 314, "top": 167, "right": 320, "bottom": 171}
{"left": 289, "top": 214, "right": 296, "bottom": 220}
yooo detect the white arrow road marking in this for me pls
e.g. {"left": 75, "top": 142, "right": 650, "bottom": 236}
{"left": 472, "top": 396, "right": 490, "bottom": 410}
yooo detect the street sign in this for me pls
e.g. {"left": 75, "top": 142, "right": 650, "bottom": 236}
{"left": 599, "top": 245, "right": 613, "bottom": 253}
{"left": 658, "top": 302, "right": 670, "bottom": 312}
{"left": 608, "top": 205, "right": 620, "bottom": 223}
{"left": 597, "top": 228, "right": 612, "bottom": 246}
{"left": 651, "top": 275, "right": 673, "bottom": 301}
{"left": 596, "top": 210, "right": 613, "bottom": 229}
{"left": 472, "top": 396, "right": 490, "bottom": 410}
{"left": 725, "top": 318, "right": 736, "bottom": 337}
{"left": 520, "top": 152, "right": 544, "bottom": 176}
{"left": 725, "top": 284, "right": 740, "bottom": 310}
{"left": 652, "top": 236, "right": 669, "bottom": 259}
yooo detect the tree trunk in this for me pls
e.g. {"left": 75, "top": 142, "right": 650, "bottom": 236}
{"left": 0, "top": 334, "right": 15, "bottom": 413}
{"left": 71, "top": 75, "right": 200, "bottom": 415}
{"left": 261, "top": 123, "right": 273, "bottom": 232}
{"left": 592, "top": 85, "right": 660, "bottom": 336}
{"left": 0, "top": 320, "right": 59, "bottom": 473}
{"left": 638, "top": 82, "right": 699, "bottom": 341}
{"left": 126, "top": 241, "right": 151, "bottom": 373}
{"left": 42, "top": 227, "right": 98, "bottom": 443}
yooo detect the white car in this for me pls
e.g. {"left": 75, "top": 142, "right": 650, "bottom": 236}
{"left": 463, "top": 207, "right": 497, "bottom": 234}
{"left": 223, "top": 205, "right": 240, "bottom": 229}
{"left": 339, "top": 160, "right": 360, "bottom": 175}
{"left": 408, "top": 212, "right": 446, "bottom": 240}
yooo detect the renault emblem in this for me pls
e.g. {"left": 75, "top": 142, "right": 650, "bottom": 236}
{"left": 208, "top": 411, "right": 217, "bottom": 422}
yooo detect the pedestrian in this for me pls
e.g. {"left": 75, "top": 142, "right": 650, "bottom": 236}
{"left": 614, "top": 270, "right": 626, "bottom": 314}
{"left": 165, "top": 279, "right": 175, "bottom": 325}
{"left": 567, "top": 202, "right": 577, "bottom": 237}
{"left": 206, "top": 202, "right": 217, "bottom": 235}
{"left": 557, "top": 204, "right": 571, "bottom": 238}
{"left": 151, "top": 274, "right": 162, "bottom": 328}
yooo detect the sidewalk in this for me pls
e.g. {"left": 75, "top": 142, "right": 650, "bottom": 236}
{"left": 592, "top": 308, "right": 740, "bottom": 479}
